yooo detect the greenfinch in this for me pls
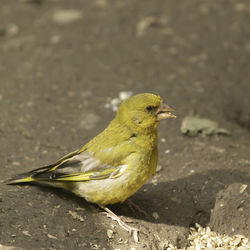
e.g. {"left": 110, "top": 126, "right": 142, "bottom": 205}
{"left": 7, "top": 93, "right": 175, "bottom": 232}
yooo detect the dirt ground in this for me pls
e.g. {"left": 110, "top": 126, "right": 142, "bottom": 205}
{"left": 0, "top": 0, "right": 250, "bottom": 249}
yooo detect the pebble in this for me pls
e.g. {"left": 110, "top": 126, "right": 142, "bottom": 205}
{"left": 105, "top": 91, "right": 133, "bottom": 112}
{"left": 152, "top": 212, "right": 160, "bottom": 220}
{"left": 136, "top": 16, "right": 156, "bottom": 37}
{"left": 12, "top": 162, "right": 21, "bottom": 166}
{"left": 68, "top": 210, "right": 85, "bottom": 222}
{"left": 156, "top": 165, "right": 162, "bottom": 173}
{"left": 107, "top": 229, "right": 114, "bottom": 239}
{"left": 119, "top": 91, "right": 133, "bottom": 101}
{"left": 52, "top": 10, "right": 83, "bottom": 24}
{"left": 47, "top": 234, "right": 57, "bottom": 240}
{"left": 160, "top": 138, "right": 166, "bottom": 142}
{"left": 22, "top": 231, "right": 31, "bottom": 237}
{"left": 240, "top": 184, "right": 248, "bottom": 193}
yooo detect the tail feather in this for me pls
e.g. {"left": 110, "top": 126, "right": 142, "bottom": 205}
{"left": 6, "top": 174, "right": 35, "bottom": 185}
{"left": 6, "top": 149, "right": 80, "bottom": 185}
{"left": 6, "top": 164, "right": 53, "bottom": 185}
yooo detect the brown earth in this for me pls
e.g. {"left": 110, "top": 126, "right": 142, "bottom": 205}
{"left": 0, "top": 0, "right": 250, "bottom": 249}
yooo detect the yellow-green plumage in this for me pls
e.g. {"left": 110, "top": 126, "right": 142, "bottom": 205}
{"left": 7, "top": 93, "right": 175, "bottom": 206}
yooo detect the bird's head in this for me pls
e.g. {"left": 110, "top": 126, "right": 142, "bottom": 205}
{"left": 116, "top": 93, "right": 176, "bottom": 132}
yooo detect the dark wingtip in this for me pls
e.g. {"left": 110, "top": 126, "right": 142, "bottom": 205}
{"left": 5, "top": 173, "right": 34, "bottom": 185}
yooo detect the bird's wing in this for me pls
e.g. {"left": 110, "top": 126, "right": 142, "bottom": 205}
{"left": 21, "top": 149, "right": 130, "bottom": 182}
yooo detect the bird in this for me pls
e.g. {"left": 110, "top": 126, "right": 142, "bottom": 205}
{"left": 7, "top": 93, "right": 176, "bottom": 232}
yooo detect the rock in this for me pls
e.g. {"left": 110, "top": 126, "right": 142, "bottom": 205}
{"left": 209, "top": 183, "right": 250, "bottom": 238}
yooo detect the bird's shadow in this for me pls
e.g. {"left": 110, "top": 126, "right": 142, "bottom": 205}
{"left": 35, "top": 168, "right": 250, "bottom": 229}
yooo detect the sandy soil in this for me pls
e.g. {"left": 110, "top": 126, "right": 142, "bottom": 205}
{"left": 0, "top": 0, "right": 250, "bottom": 249}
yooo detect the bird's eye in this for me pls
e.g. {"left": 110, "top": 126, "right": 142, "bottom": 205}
{"left": 146, "top": 106, "right": 155, "bottom": 112}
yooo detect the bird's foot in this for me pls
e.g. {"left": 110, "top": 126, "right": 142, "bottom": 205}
{"left": 101, "top": 206, "right": 138, "bottom": 234}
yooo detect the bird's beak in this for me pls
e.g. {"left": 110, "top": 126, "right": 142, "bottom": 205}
{"left": 156, "top": 103, "right": 176, "bottom": 120}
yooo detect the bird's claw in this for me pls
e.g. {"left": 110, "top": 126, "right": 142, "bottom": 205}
{"left": 106, "top": 212, "right": 137, "bottom": 233}
{"left": 101, "top": 206, "right": 138, "bottom": 235}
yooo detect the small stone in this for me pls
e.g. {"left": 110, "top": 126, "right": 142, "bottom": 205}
{"left": 75, "top": 207, "right": 85, "bottom": 211}
{"left": 118, "top": 91, "right": 133, "bottom": 101}
{"left": 160, "top": 138, "right": 166, "bottom": 142}
{"left": 188, "top": 169, "right": 195, "bottom": 175}
{"left": 156, "top": 165, "right": 162, "bottom": 173}
{"left": 136, "top": 16, "right": 156, "bottom": 37}
{"left": 110, "top": 98, "right": 120, "bottom": 106}
{"left": 52, "top": 10, "right": 83, "bottom": 24}
{"left": 133, "top": 230, "right": 139, "bottom": 243}
{"left": 12, "top": 162, "right": 21, "bottom": 166}
{"left": 107, "top": 229, "right": 114, "bottom": 239}
{"left": 105, "top": 92, "right": 133, "bottom": 112}
{"left": 22, "top": 231, "right": 31, "bottom": 237}
{"left": 239, "top": 184, "right": 247, "bottom": 193}
{"left": 152, "top": 212, "right": 160, "bottom": 220}
{"left": 47, "top": 234, "right": 58, "bottom": 240}
{"left": 68, "top": 210, "right": 85, "bottom": 222}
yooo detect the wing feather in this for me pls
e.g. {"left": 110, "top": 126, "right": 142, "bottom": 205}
{"left": 7, "top": 138, "right": 135, "bottom": 184}
{"left": 26, "top": 150, "right": 127, "bottom": 182}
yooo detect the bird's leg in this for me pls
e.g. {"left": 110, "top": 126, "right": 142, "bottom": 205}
{"left": 100, "top": 205, "right": 138, "bottom": 233}
{"left": 125, "top": 199, "right": 150, "bottom": 218}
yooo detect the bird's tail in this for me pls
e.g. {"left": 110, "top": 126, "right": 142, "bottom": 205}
{"left": 6, "top": 164, "right": 53, "bottom": 185}
{"left": 6, "top": 150, "right": 80, "bottom": 185}
{"left": 6, "top": 173, "right": 36, "bottom": 185}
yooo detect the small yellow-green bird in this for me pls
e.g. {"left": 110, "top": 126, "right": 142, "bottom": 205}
{"left": 7, "top": 93, "right": 175, "bottom": 232}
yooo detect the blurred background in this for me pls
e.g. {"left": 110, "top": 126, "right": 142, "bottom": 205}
{"left": 0, "top": 0, "right": 250, "bottom": 249}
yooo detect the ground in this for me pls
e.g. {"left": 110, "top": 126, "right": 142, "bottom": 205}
{"left": 0, "top": 0, "right": 250, "bottom": 249}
